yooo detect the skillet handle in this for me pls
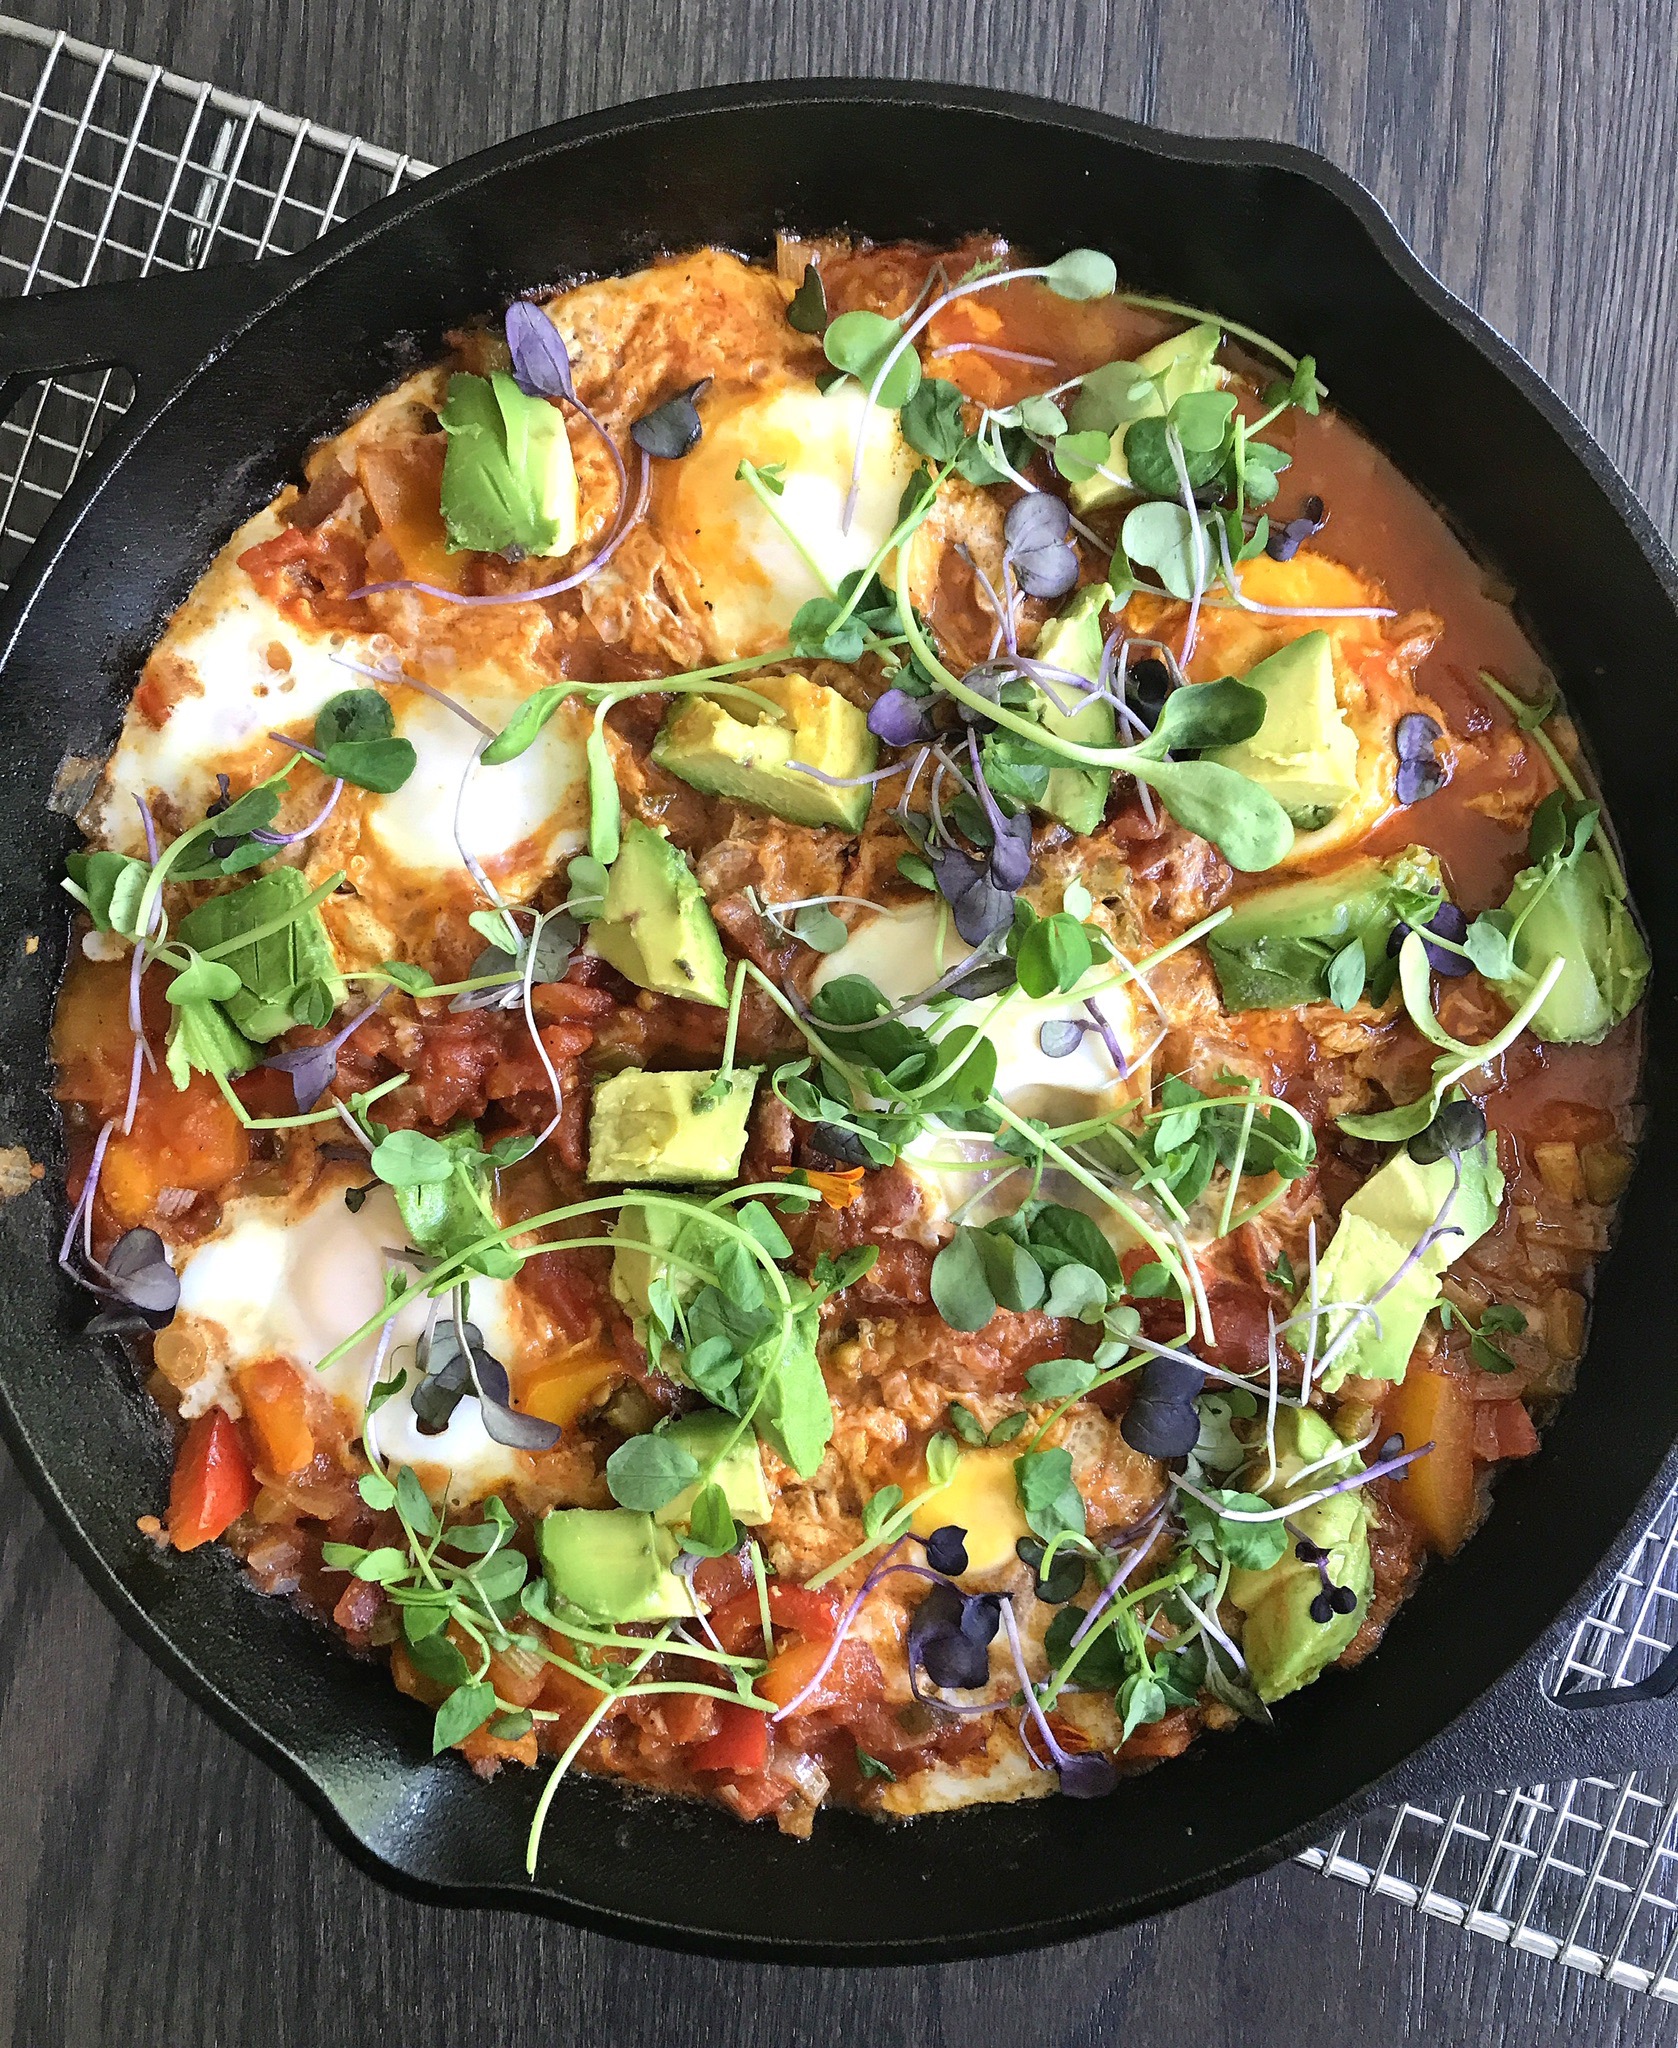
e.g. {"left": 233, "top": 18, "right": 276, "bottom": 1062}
{"left": 1361, "top": 1638, "right": 1678, "bottom": 1815}
{"left": 0, "top": 262, "right": 283, "bottom": 408}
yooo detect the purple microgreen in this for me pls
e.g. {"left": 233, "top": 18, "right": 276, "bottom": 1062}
{"left": 1406, "top": 1095, "right": 1487, "bottom": 1166}
{"left": 1039, "top": 1018, "right": 1087, "bottom": 1060}
{"left": 1004, "top": 490, "right": 1079, "bottom": 599}
{"left": 932, "top": 842, "right": 1015, "bottom": 946}
{"left": 630, "top": 379, "right": 711, "bottom": 460}
{"left": 964, "top": 728, "right": 1033, "bottom": 891}
{"left": 1394, "top": 712, "right": 1448, "bottom": 805}
{"left": 868, "top": 689, "right": 933, "bottom": 746}
{"left": 1120, "top": 1355, "right": 1204, "bottom": 1459}
{"left": 76, "top": 1220, "right": 180, "bottom": 1332}
{"left": 1387, "top": 898, "right": 1470, "bottom": 978}
{"left": 504, "top": 299, "right": 576, "bottom": 401}
{"left": 467, "top": 1343, "right": 564, "bottom": 1452}
{"left": 908, "top": 1580, "right": 1002, "bottom": 1694}
{"left": 1265, "top": 493, "right": 1325, "bottom": 562}
{"left": 262, "top": 994, "right": 388, "bottom": 1113}
{"left": 923, "top": 1524, "right": 969, "bottom": 1576}
{"left": 1396, "top": 712, "right": 1444, "bottom": 762}
{"left": 1081, "top": 999, "right": 1130, "bottom": 1076}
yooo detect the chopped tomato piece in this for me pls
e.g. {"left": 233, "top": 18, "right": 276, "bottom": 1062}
{"left": 1386, "top": 1366, "right": 1477, "bottom": 1555}
{"left": 690, "top": 1551, "right": 753, "bottom": 1609}
{"left": 166, "top": 1409, "right": 256, "bottom": 1551}
{"left": 708, "top": 1581, "right": 842, "bottom": 1654}
{"left": 759, "top": 1638, "right": 884, "bottom": 1717}
{"left": 1473, "top": 1399, "right": 1540, "bottom": 1463}
{"left": 691, "top": 1700, "right": 769, "bottom": 1774}
{"left": 235, "top": 1357, "right": 315, "bottom": 1474}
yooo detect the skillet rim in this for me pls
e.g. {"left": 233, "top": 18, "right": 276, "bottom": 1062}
{"left": 1, "top": 74, "right": 1675, "bottom": 1960}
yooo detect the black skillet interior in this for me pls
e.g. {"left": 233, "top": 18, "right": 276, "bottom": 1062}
{"left": 1, "top": 83, "right": 1676, "bottom": 1960}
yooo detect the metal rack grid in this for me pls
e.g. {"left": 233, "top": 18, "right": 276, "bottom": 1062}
{"left": 0, "top": 15, "right": 431, "bottom": 587}
{"left": 1, "top": 6, "right": 1675, "bottom": 2001}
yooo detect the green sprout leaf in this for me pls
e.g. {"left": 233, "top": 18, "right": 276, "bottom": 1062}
{"left": 823, "top": 309, "right": 921, "bottom": 407}
{"left": 1041, "top": 248, "right": 1117, "bottom": 301}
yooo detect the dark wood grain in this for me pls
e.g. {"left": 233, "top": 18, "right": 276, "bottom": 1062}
{"left": 4, "top": 3, "right": 1678, "bottom": 2043}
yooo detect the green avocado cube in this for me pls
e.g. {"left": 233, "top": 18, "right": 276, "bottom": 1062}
{"left": 652, "top": 670, "right": 877, "bottom": 832}
{"left": 587, "top": 819, "right": 730, "bottom": 1007}
{"left": 176, "top": 866, "right": 346, "bottom": 1042}
{"left": 1029, "top": 581, "right": 1115, "bottom": 834}
{"left": 1207, "top": 631, "right": 1361, "bottom": 829}
{"left": 586, "top": 1067, "right": 760, "bottom": 1184}
{"left": 653, "top": 1409, "right": 772, "bottom": 1528}
{"left": 1490, "top": 850, "right": 1650, "bottom": 1045}
{"left": 537, "top": 1507, "right": 701, "bottom": 1623}
{"left": 1207, "top": 845, "right": 1445, "bottom": 1012}
{"left": 1305, "top": 1137, "right": 1503, "bottom": 1391}
{"left": 1227, "top": 1408, "right": 1373, "bottom": 1702}
{"left": 1065, "top": 323, "right": 1224, "bottom": 513}
{"left": 609, "top": 1200, "right": 709, "bottom": 1321}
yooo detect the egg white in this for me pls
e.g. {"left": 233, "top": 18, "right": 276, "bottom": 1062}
{"left": 173, "top": 1175, "right": 531, "bottom": 1503}
{"left": 363, "top": 673, "right": 589, "bottom": 901}
{"left": 658, "top": 379, "right": 916, "bottom": 660}
{"left": 811, "top": 901, "right": 1150, "bottom": 1223}
{"left": 89, "top": 507, "right": 379, "bottom": 854}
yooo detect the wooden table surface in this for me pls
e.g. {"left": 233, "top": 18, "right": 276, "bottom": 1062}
{"left": 4, "top": 2, "right": 1678, "bottom": 2042}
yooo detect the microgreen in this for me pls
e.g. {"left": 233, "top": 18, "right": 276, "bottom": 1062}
{"left": 1438, "top": 1297, "right": 1526, "bottom": 1374}
{"left": 631, "top": 378, "right": 711, "bottom": 459}
{"left": 786, "top": 263, "right": 828, "bottom": 334}
{"left": 313, "top": 688, "right": 417, "bottom": 793}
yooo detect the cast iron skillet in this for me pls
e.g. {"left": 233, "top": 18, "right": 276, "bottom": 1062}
{"left": 0, "top": 81, "right": 1675, "bottom": 1961}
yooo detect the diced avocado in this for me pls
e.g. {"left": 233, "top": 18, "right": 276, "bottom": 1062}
{"left": 1065, "top": 323, "right": 1224, "bottom": 513}
{"left": 1030, "top": 581, "right": 1115, "bottom": 834}
{"left": 439, "top": 370, "right": 579, "bottom": 558}
{"left": 653, "top": 1409, "right": 772, "bottom": 1528}
{"left": 609, "top": 1199, "right": 709, "bottom": 1321}
{"left": 1207, "top": 632, "right": 1361, "bottom": 829}
{"left": 1228, "top": 1409, "right": 1373, "bottom": 1702}
{"left": 1304, "top": 1134, "right": 1504, "bottom": 1392}
{"left": 537, "top": 1506, "right": 701, "bottom": 1623}
{"left": 1208, "top": 845, "right": 1446, "bottom": 1012}
{"left": 652, "top": 671, "right": 877, "bottom": 832}
{"left": 587, "top": 819, "right": 729, "bottom": 1007}
{"left": 1490, "top": 850, "right": 1650, "bottom": 1044}
{"left": 176, "top": 866, "right": 346, "bottom": 1042}
{"left": 587, "top": 1067, "right": 760, "bottom": 1184}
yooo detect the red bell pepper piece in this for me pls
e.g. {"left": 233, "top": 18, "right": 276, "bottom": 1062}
{"left": 166, "top": 1409, "right": 257, "bottom": 1551}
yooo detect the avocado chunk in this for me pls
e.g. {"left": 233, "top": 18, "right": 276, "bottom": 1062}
{"left": 609, "top": 1200, "right": 710, "bottom": 1321}
{"left": 176, "top": 865, "right": 347, "bottom": 1042}
{"left": 1208, "top": 845, "right": 1446, "bottom": 1011}
{"left": 1303, "top": 1134, "right": 1503, "bottom": 1392}
{"left": 1490, "top": 849, "right": 1650, "bottom": 1044}
{"left": 1027, "top": 580, "right": 1115, "bottom": 834}
{"left": 439, "top": 370, "right": 579, "bottom": 558}
{"left": 1228, "top": 1408, "right": 1373, "bottom": 1702}
{"left": 652, "top": 671, "right": 877, "bottom": 832}
{"left": 538, "top": 1506, "right": 701, "bottom": 1623}
{"left": 587, "top": 1067, "right": 760, "bottom": 1183}
{"left": 1065, "top": 323, "right": 1225, "bottom": 514}
{"left": 587, "top": 819, "right": 729, "bottom": 1007}
{"left": 653, "top": 1408, "right": 773, "bottom": 1529}
{"left": 1207, "top": 632, "right": 1360, "bottom": 829}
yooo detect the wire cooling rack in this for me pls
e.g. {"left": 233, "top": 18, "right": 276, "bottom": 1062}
{"left": 3, "top": 6, "right": 1677, "bottom": 2002}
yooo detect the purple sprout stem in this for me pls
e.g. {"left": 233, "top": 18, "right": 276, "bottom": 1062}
{"left": 59, "top": 1118, "right": 116, "bottom": 1273}
{"left": 999, "top": 1597, "right": 1077, "bottom": 1777}
{"left": 1068, "top": 1520, "right": 1163, "bottom": 1649}
{"left": 333, "top": 653, "right": 496, "bottom": 738}
{"left": 1175, "top": 1440, "right": 1432, "bottom": 1526}
{"left": 1211, "top": 517, "right": 1394, "bottom": 619}
{"left": 771, "top": 1542, "right": 941, "bottom": 1721}
{"left": 1081, "top": 999, "right": 1130, "bottom": 1077}
{"left": 959, "top": 545, "right": 1018, "bottom": 657}
{"left": 787, "top": 757, "right": 918, "bottom": 789}
{"left": 349, "top": 442, "right": 650, "bottom": 607}
{"left": 1166, "top": 429, "right": 1209, "bottom": 665}
{"left": 252, "top": 777, "right": 344, "bottom": 846}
